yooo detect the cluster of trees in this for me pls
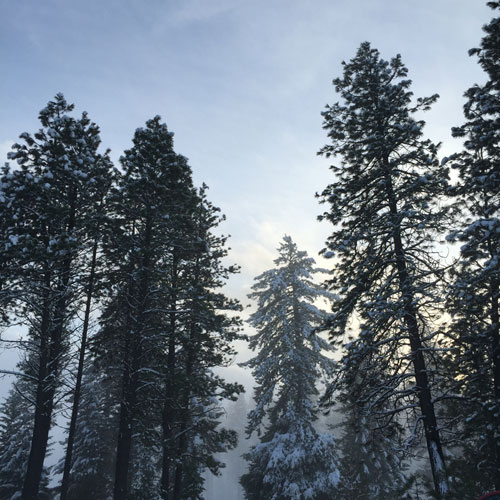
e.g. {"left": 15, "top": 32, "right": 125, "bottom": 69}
{"left": 314, "top": 2, "right": 500, "bottom": 499}
{"left": 240, "top": 3, "right": 500, "bottom": 500}
{"left": 0, "top": 2, "right": 499, "bottom": 500}
{"left": 0, "top": 98, "right": 243, "bottom": 500}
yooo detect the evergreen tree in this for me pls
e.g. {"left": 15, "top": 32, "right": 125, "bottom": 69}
{"left": 318, "top": 42, "right": 451, "bottom": 498}
{"left": 94, "top": 117, "right": 243, "bottom": 500}
{"left": 1, "top": 94, "right": 113, "bottom": 500}
{"left": 444, "top": 1, "right": 500, "bottom": 492}
{"left": 241, "top": 236, "right": 340, "bottom": 500}
{"left": 96, "top": 116, "right": 194, "bottom": 500}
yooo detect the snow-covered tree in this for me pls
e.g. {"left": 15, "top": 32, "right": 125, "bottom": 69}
{"left": 444, "top": 1, "right": 500, "bottom": 492}
{"left": 318, "top": 42, "right": 451, "bottom": 499}
{"left": 241, "top": 236, "right": 340, "bottom": 500}
{"left": 92, "top": 117, "right": 242, "bottom": 500}
{"left": 1, "top": 94, "right": 113, "bottom": 500}
{"left": 95, "top": 116, "right": 197, "bottom": 500}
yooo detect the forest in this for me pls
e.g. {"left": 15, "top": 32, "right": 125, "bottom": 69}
{"left": 0, "top": 2, "right": 499, "bottom": 500}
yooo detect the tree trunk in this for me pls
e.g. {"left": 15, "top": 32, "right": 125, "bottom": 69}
{"left": 113, "top": 362, "right": 139, "bottom": 500}
{"left": 172, "top": 415, "right": 188, "bottom": 500}
{"left": 161, "top": 250, "right": 179, "bottom": 500}
{"left": 173, "top": 253, "right": 200, "bottom": 500}
{"left": 384, "top": 168, "right": 448, "bottom": 499}
{"left": 23, "top": 202, "right": 77, "bottom": 500}
{"left": 21, "top": 276, "right": 52, "bottom": 500}
{"left": 173, "top": 332, "right": 194, "bottom": 500}
{"left": 59, "top": 237, "right": 99, "bottom": 500}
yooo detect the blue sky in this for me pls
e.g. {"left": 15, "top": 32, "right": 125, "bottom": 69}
{"left": 0, "top": 2, "right": 496, "bottom": 493}
{"left": 0, "top": 0, "right": 494, "bottom": 394}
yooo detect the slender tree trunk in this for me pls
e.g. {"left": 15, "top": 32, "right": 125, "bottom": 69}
{"left": 173, "top": 334, "right": 194, "bottom": 500}
{"left": 161, "top": 250, "right": 179, "bottom": 500}
{"left": 384, "top": 168, "right": 448, "bottom": 499}
{"left": 113, "top": 357, "right": 140, "bottom": 500}
{"left": 172, "top": 412, "right": 188, "bottom": 500}
{"left": 23, "top": 202, "right": 77, "bottom": 500}
{"left": 59, "top": 237, "right": 99, "bottom": 500}
{"left": 21, "top": 276, "right": 52, "bottom": 500}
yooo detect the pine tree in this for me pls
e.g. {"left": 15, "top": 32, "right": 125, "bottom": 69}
{"left": 1, "top": 94, "right": 113, "bottom": 500}
{"left": 94, "top": 117, "right": 243, "bottom": 500}
{"left": 444, "top": 1, "right": 500, "bottom": 491}
{"left": 241, "top": 236, "right": 340, "bottom": 500}
{"left": 318, "top": 42, "right": 451, "bottom": 498}
{"left": 95, "top": 116, "right": 194, "bottom": 500}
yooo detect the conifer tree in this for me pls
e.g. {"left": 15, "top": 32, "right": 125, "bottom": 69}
{"left": 94, "top": 117, "right": 242, "bottom": 500}
{"left": 1, "top": 94, "right": 113, "bottom": 500}
{"left": 241, "top": 236, "right": 340, "bottom": 500}
{"left": 96, "top": 116, "right": 195, "bottom": 500}
{"left": 445, "top": 1, "right": 500, "bottom": 491}
{"left": 318, "top": 43, "right": 451, "bottom": 498}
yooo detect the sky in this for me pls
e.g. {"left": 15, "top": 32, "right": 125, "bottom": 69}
{"left": 0, "top": 0, "right": 495, "bottom": 484}
{"left": 0, "top": 0, "right": 495, "bottom": 495}
{"left": 0, "top": 0, "right": 493, "bottom": 384}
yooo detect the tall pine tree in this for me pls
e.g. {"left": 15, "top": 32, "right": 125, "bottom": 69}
{"left": 241, "top": 236, "right": 340, "bottom": 500}
{"left": 96, "top": 116, "right": 195, "bottom": 500}
{"left": 94, "top": 117, "right": 242, "bottom": 500}
{"left": 318, "top": 43, "right": 451, "bottom": 499}
{"left": 1, "top": 94, "right": 113, "bottom": 500}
